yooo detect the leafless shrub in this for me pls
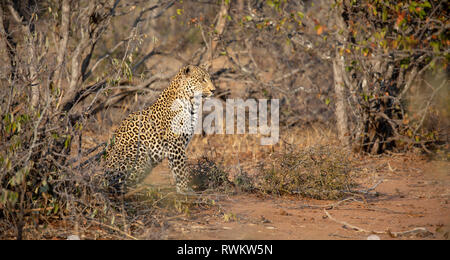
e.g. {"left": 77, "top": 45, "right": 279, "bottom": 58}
{"left": 258, "top": 145, "right": 356, "bottom": 200}
{"left": 188, "top": 156, "right": 234, "bottom": 192}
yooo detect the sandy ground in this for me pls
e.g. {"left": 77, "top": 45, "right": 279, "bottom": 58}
{"left": 145, "top": 155, "right": 449, "bottom": 240}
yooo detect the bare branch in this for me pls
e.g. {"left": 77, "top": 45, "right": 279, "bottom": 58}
{"left": 324, "top": 209, "right": 432, "bottom": 238}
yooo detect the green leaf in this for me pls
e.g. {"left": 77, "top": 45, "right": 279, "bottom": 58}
{"left": 430, "top": 41, "right": 440, "bottom": 53}
{"left": 382, "top": 7, "right": 387, "bottom": 21}
{"left": 0, "top": 190, "right": 7, "bottom": 205}
{"left": 422, "top": 1, "right": 431, "bottom": 8}
{"left": 64, "top": 135, "right": 72, "bottom": 149}
{"left": 8, "top": 191, "right": 19, "bottom": 206}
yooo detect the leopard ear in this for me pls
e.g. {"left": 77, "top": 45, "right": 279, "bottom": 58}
{"left": 183, "top": 65, "right": 193, "bottom": 75}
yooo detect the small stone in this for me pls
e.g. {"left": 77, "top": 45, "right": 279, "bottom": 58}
{"left": 367, "top": 235, "right": 381, "bottom": 240}
{"left": 67, "top": 235, "right": 81, "bottom": 240}
{"left": 279, "top": 209, "right": 289, "bottom": 216}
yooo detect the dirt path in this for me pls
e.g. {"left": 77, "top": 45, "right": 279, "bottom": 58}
{"left": 148, "top": 156, "right": 450, "bottom": 240}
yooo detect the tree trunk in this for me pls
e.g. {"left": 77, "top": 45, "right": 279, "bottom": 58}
{"left": 6, "top": 1, "right": 40, "bottom": 109}
{"left": 208, "top": 0, "right": 229, "bottom": 62}
{"left": 0, "top": 7, "right": 12, "bottom": 82}
{"left": 332, "top": 2, "right": 350, "bottom": 148}
{"left": 52, "top": 0, "right": 70, "bottom": 90}
{"left": 333, "top": 55, "right": 350, "bottom": 148}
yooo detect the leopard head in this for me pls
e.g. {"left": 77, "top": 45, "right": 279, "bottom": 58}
{"left": 176, "top": 65, "right": 215, "bottom": 99}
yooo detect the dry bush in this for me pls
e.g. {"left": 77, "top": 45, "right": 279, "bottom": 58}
{"left": 188, "top": 156, "right": 234, "bottom": 193}
{"left": 233, "top": 169, "right": 256, "bottom": 193}
{"left": 258, "top": 145, "right": 356, "bottom": 200}
{"left": 187, "top": 155, "right": 259, "bottom": 194}
{"left": 186, "top": 140, "right": 356, "bottom": 201}
{"left": 186, "top": 124, "right": 343, "bottom": 197}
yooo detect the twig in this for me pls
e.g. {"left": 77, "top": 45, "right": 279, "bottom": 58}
{"left": 363, "top": 207, "right": 423, "bottom": 216}
{"left": 297, "top": 197, "right": 360, "bottom": 210}
{"left": 324, "top": 209, "right": 433, "bottom": 238}
{"left": 324, "top": 209, "right": 386, "bottom": 234}
{"left": 387, "top": 227, "right": 433, "bottom": 238}
{"left": 355, "top": 179, "right": 383, "bottom": 195}
{"left": 73, "top": 149, "right": 106, "bottom": 170}
{"left": 90, "top": 220, "right": 138, "bottom": 240}
{"left": 84, "top": 37, "right": 131, "bottom": 80}
{"left": 270, "top": 68, "right": 302, "bottom": 84}
{"left": 10, "top": 206, "right": 55, "bottom": 214}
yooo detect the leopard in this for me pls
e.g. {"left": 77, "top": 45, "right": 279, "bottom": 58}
{"left": 104, "top": 65, "right": 215, "bottom": 194}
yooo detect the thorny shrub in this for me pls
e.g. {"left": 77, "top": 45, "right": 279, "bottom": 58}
{"left": 258, "top": 145, "right": 356, "bottom": 200}
{"left": 188, "top": 156, "right": 234, "bottom": 192}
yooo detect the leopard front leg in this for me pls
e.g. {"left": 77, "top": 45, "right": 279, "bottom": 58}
{"left": 167, "top": 145, "right": 193, "bottom": 194}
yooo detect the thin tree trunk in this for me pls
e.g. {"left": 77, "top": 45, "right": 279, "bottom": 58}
{"left": 60, "top": 1, "right": 95, "bottom": 112}
{"left": 332, "top": 3, "right": 350, "bottom": 148}
{"left": 208, "top": 0, "right": 228, "bottom": 62}
{"left": 237, "top": 0, "right": 244, "bottom": 14}
{"left": 6, "top": 1, "right": 40, "bottom": 109}
{"left": 52, "top": 0, "right": 70, "bottom": 90}
{"left": 333, "top": 56, "right": 350, "bottom": 148}
{"left": 0, "top": 7, "right": 12, "bottom": 80}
